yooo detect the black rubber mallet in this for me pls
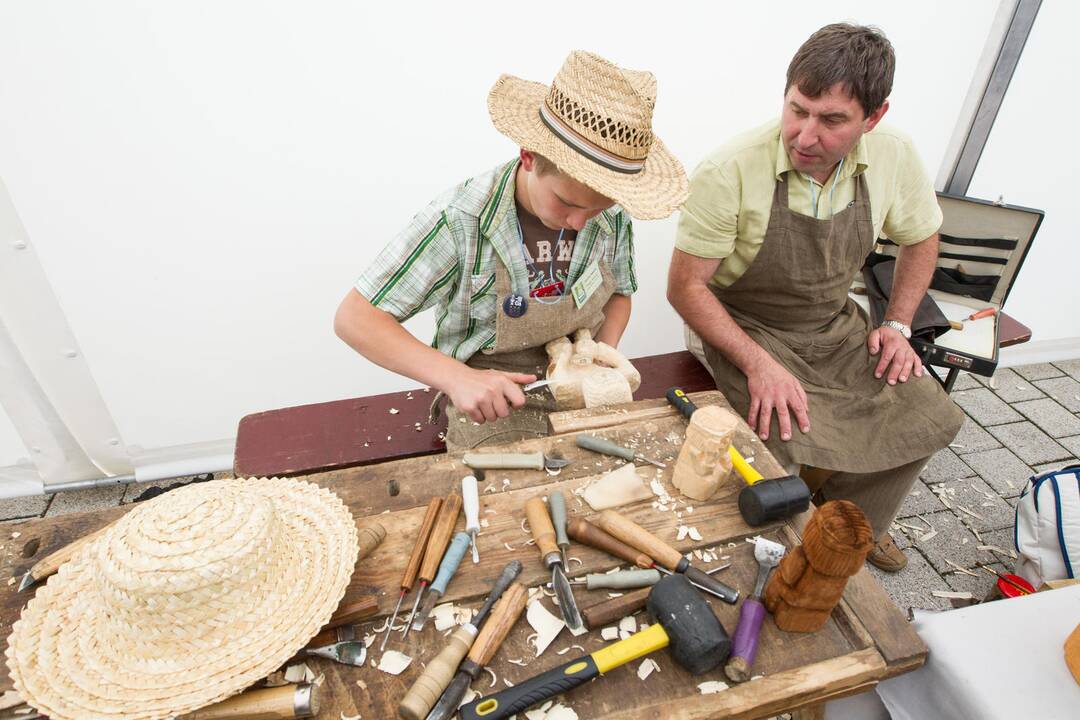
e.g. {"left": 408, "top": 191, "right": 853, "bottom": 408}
{"left": 666, "top": 387, "right": 811, "bottom": 526}
{"left": 459, "top": 574, "right": 730, "bottom": 720}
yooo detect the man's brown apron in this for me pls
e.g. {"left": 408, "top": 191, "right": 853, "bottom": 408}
{"left": 703, "top": 172, "right": 964, "bottom": 474}
{"left": 444, "top": 250, "right": 615, "bottom": 450}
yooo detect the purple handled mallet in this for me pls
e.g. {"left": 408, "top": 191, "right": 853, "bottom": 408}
{"left": 725, "top": 537, "right": 786, "bottom": 682}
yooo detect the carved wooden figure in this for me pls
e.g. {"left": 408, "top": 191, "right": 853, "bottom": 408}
{"left": 543, "top": 329, "right": 641, "bottom": 410}
{"left": 671, "top": 405, "right": 738, "bottom": 501}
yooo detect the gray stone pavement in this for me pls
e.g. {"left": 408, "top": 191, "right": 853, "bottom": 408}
{"left": 2, "top": 359, "right": 1079, "bottom": 616}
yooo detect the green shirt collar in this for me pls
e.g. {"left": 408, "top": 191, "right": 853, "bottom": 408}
{"left": 773, "top": 130, "right": 870, "bottom": 185}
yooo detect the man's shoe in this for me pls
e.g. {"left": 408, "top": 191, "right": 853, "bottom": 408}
{"left": 867, "top": 532, "right": 907, "bottom": 573}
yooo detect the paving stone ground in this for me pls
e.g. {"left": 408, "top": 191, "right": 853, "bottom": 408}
{"left": 2, "top": 362, "right": 1079, "bottom": 617}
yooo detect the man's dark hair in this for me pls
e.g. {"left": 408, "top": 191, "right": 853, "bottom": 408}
{"left": 785, "top": 23, "right": 895, "bottom": 117}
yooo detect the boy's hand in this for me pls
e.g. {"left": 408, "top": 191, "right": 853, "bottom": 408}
{"left": 445, "top": 368, "right": 537, "bottom": 424}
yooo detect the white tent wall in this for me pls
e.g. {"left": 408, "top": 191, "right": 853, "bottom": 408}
{"left": 0, "top": 2, "right": 1067, "bottom": 486}
{"left": 968, "top": 1, "right": 1080, "bottom": 366}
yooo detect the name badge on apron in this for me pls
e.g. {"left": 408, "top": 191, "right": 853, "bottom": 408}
{"left": 572, "top": 260, "right": 603, "bottom": 309}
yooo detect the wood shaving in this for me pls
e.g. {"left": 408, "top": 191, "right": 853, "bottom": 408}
{"left": 484, "top": 484, "right": 498, "bottom": 493}
{"left": 568, "top": 556, "right": 582, "bottom": 567}
{"left": 504, "top": 542, "right": 515, "bottom": 551}
{"left": 687, "top": 527, "right": 703, "bottom": 541}
{"left": 508, "top": 658, "right": 527, "bottom": 666}
{"left": 485, "top": 667, "right": 498, "bottom": 687}
{"left": 977, "top": 544, "right": 1017, "bottom": 559}
{"left": 919, "top": 530, "right": 938, "bottom": 543}
{"left": 932, "top": 590, "right": 974, "bottom": 600}
{"left": 341, "top": 713, "right": 361, "bottom": 720}
{"left": 283, "top": 663, "right": 311, "bottom": 684}
{"left": 389, "top": 408, "right": 399, "bottom": 414}
{"left": 698, "top": 680, "right": 729, "bottom": 694}
{"left": 526, "top": 599, "right": 565, "bottom": 655}
{"left": 601, "top": 626, "right": 619, "bottom": 640}
{"left": 637, "top": 657, "right": 660, "bottom": 680}
{"left": 377, "top": 650, "right": 413, "bottom": 675}
{"left": 957, "top": 505, "right": 985, "bottom": 521}
{"left": 484, "top": 508, "right": 497, "bottom": 514}
{"left": 356, "top": 680, "right": 367, "bottom": 691}
{"left": 503, "top": 678, "right": 515, "bottom": 687}
{"left": 945, "top": 559, "right": 980, "bottom": 577}
{"left": 618, "top": 616, "right": 637, "bottom": 635}
{"left": 676, "top": 526, "right": 689, "bottom": 541}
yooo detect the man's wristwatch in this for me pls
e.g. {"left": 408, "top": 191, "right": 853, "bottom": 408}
{"left": 880, "top": 320, "right": 912, "bottom": 339}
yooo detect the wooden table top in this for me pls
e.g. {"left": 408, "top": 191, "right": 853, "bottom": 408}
{"left": 0, "top": 391, "right": 925, "bottom": 719}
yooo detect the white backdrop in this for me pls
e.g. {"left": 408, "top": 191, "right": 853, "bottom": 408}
{"left": 1, "top": 1, "right": 1059, "bottom": 472}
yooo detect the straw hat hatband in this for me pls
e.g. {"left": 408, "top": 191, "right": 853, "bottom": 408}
{"left": 489, "top": 50, "right": 688, "bottom": 220}
{"left": 6, "top": 477, "right": 359, "bottom": 720}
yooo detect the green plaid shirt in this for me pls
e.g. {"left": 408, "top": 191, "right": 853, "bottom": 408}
{"left": 356, "top": 159, "right": 637, "bottom": 361}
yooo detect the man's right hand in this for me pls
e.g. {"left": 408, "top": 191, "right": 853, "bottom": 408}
{"left": 745, "top": 357, "right": 811, "bottom": 442}
{"left": 444, "top": 367, "right": 537, "bottom": 424}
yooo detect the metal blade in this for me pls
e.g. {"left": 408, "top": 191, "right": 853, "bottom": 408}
{"left": 550, "top": 565, "right": 583, "bottom": 632}
{"left": 17, "top": 571, "right": 35, "bottom": 593}
{"left": 543, "top": 454, "right": 573, "bottom": 469}
{"left": 522, "top": 379, "right": 552, "bottom": 392}
{"left": 411, "top": 589, "right": 441, "bottom": 631}
{"left": 306, "top": 641, "right": 367, "bottom": 666}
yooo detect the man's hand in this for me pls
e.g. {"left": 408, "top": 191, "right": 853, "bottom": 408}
{"left": 443, "top": 367, "right": 536, "bottom": 424}
{"left": 745, "top": 356, "right": 811, "bottom": 442}
{"left": 867, "top": 326, "right": 924, "bottom": 384}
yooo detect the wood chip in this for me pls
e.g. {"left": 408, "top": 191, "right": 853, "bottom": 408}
{"left": 637, "top": 658, "right": 660, "bottom": 680}
{"left": 956, "top": 505, "right": 985, "bottom": 521}
{"left": 341, "top": 713, "right": 361, "bottom": 720}
{"left": 945, "top": 559, "right": 980, "bottom": 577}
{"left": 601, "top": 626, "right": 619, "bottom": 640}
{"left": 377, "top": 650, "right": 413, "bottom": 675}
{"left": 526, "top": 599, "right": 565, "bottom": 656}
{"left": 931, "top": 590, "right": 975, "bottom": 600}
{"left": 977, "top": 544, "right": 1017, "bottom": 559}
{"left": 918, "top": 529, "right": 938, "bottom": 543}
{"left": 698, "top": 680, "right": 730, "bottom": 694}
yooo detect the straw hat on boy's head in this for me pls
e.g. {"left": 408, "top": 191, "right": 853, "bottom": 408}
{"left": 6, "top": 477, "right": 359, "bottom": 720}
{"left": 488, "top": 50, "right": 688, "bottom": 220}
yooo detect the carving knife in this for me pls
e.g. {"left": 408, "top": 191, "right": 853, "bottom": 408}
{"left": 525, "top": 497, "right": 583, "bottom": 631}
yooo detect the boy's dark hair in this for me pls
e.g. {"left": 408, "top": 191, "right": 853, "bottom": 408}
{"left": 785, "top": 23, "right": 895, "bottom": 117}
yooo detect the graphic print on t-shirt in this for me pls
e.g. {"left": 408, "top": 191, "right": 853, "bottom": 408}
{"left": 517, "top": 201, "right": 577, "bottom": 295}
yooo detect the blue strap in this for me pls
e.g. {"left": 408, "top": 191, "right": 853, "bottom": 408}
{"left": 1049, "top": 476, "right": 1075, "bottom": 579}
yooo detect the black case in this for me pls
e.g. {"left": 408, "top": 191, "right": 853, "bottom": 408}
{"left": 852, "top": 192, "right": 1043, "bottom": 379}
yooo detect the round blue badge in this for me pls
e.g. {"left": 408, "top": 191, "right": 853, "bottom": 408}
{"left": 503, "top": 293, "right": 528, "bottom": 318}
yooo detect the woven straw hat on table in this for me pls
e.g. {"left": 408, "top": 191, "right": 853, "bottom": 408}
{"left": 488, "top": 50, "right": 688, "bottom": 220}
{"left": 6, "top": 477, "right": 359, "bottom": 720}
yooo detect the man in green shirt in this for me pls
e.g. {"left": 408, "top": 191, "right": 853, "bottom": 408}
{"left": 668, "top": 24, "right": 964, "bottom": 571}
{"left": 337, "top": 51, "right": 687, "bottom": 449}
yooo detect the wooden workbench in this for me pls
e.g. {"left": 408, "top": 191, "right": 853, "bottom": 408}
{"left": 0, "top": 391, "right": 925, "bottom": 720}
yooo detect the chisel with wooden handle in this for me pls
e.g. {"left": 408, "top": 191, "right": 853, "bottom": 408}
{"left": 596, "top": 509, "right": 738, "bottom": 604}
{"left": 404, "top": 493, "right": 463, "bottom": 640}
{"left": 525, "top": 497, "right": 583, "bottom": 631}
{"left": 18, "top": 519, "right": 118, "bottom": 592}
{"left": 384, "top": 498, "right": 443, "bottom": 651}
{"left": 423, "top": 583, "right": 529, "bottom": 720}
{"left": 398, "top": 560, "right": 522, "bottom": 720}
{"left": 567, "top": 517, "right": 655, "bottom": 569}
{"left": 181, "top": 683, "right": 317, "bottom": 719}
{"left": 411, "top": 531, "right": 472, "bottom": 631}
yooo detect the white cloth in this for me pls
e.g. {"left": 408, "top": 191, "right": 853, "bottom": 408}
{"left": 871, "top": 584, "right": 1080, "bottom": 720}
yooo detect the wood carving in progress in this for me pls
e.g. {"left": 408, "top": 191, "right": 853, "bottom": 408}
{"left": 581, "top": 463, "right": 653, "bottom": 511}
{"left": 544, "top": 329, "right": 641, "bottom": 410}
{"left": 671, "top": 405, "right": 738, "bottom": 501}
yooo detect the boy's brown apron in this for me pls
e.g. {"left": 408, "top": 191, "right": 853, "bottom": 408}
{"left": 444, "top": 253, "right": 614, "bottom": 450}
{"left": 703, "top": 172, "right": 964, "bottom": 473}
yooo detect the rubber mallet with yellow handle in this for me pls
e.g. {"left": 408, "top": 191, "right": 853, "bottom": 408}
{"left": 460, "top": 574, "right": 730, "bottom": 720}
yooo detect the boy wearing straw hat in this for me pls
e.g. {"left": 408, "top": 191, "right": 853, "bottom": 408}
{"left": 668, "top": 24, "right": 964, "bottom": 572}
{"left": 336, "top": 51, "right": 687, "bottom": 449}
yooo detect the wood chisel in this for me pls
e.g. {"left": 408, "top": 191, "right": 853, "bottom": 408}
{"left": 549, "top": 490, "right": 571, "bottom": 568}
{"left": 576, "top": 433, "right": 666, "bottom": 468}
{"left": 404, "top": 493, "right": 463, "bottom": 640}
{"left": 18, "top": 519, "right": 118, "bottom": 592}
{"left": 399, "top": 560, "right": 522, "bottom": 720}
{"left": 579, "top": 564, "right": 731, "bottom": 629}
{"left": 423, "top": 582, "right": 529, "bottom": 720}
{"left": 568, "top": 517, "right": 655, "bottom": 569}
{"left": 525, "top": 496, "right": 583, "bottom": 631}
{"left": 383, "top": 498, "right": 443, "bottom": 651}
{"left": 566, "top": 568, "right": 661, "bottom": 590}
{"left": 463, "top": 451, "right": 571, "bottom": 471}
{"left": 182, "top": 683, "right": 318, "bottom": 719}
{"left": 411, "top": 531, "right": 471, "bottom": 631}
{"left": 725, "top": 537, "right": 785, "bottom": 682}
{"left": 596, "top": 509, "right": 739, "bottom": 604}
{"left": 462, "top": 474, "right": 481, "bottom": 563}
